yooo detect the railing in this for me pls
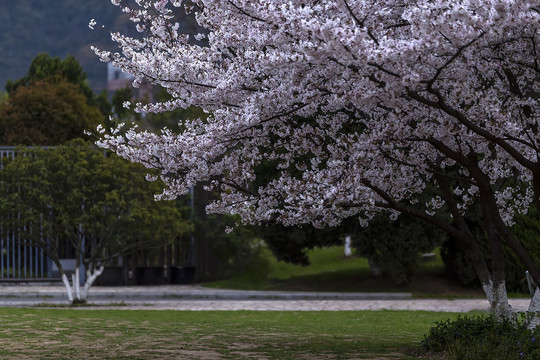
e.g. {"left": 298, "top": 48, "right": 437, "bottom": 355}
{"left": 0, "top": 146, "right": 15, "bottom": 164}
{"left": 0, "top": 146, "right": 197, "bottom": 283}
{"left": 0, "top": 147, "right": 53, "bottom": 280}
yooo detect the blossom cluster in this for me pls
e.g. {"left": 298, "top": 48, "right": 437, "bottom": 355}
{"left": 94, "top": 0, "right": 540, "bottom": 228}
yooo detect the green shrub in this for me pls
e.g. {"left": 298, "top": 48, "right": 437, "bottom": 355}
{"left": 421, "top": 314, "right": 540, "bottom": 360}
{"left": 205, "top": 215, "right": 271, "bottom": 280}
{"left": 353, "top": 212, "right": 446, "bottom": 285}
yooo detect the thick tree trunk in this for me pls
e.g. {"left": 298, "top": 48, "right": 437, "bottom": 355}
{"left": 369, "top": 174, "right": 514, "bottom": 320}
{"left": 450, "top": 231, "right": 514, "bottom": 320}
{"left": 449, "top": 228, "right": 509, "bottom": 318}
{"left": 56, "top": 261, "right": 74, "bottom": 303}
{"left": 429, "top": 144, "right": 538, "bottom": 321}
{"left": 69, "top": 266, "right": 105, "bottom": 304}
{"left": 485, "top": 278, "right": 514, "bottom": 321}
{"left": 470, "top": 162, "right": 540, "bottom": 288}
{"left": 481, "top": 202, "right": 514, "bottom": 321}
{"left": 433, "top": 173, "right": 513, "bottom": 319}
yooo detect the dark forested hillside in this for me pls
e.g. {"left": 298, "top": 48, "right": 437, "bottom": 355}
{"left": 0, "top": 0, "right": 198, "bottom": 93}
{"left": 0, "top": 0, "right": 122, "bottom": 91}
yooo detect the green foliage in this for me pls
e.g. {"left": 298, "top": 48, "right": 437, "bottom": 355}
{"left": 106, "top": 86, "right": 207, "bottom": 133}
{"left": 440, "top": 237, "right": 479, "bottom": 285}
{"left": 267, "top": 246, "right": 370, "bottom": 280}
{"left": 206, "top": 246, "right": 372, "bottom": 291}
{"left": 253, "top": 161, "right": 445, "bottom": 285}
{"left": 0, "top": 54, "right": 114, "bottom": 146}
{"left": 422, "top": 314, "right": 540, "bottom": 360}
{"left": 206, "top": 246, "right": 467, "bottom": 295}
{"left": 507, "top": 206, "right": 540, "bottom": 291}
{"left": 258, "top": 213, "right": 445, "bottom": 286}
{"left": 0, "top": 79, "right": 103, "bottom": 145}
{"left": 352, "top": 213, "right": 447, "bottom": 285}
{"left": 0, "top": 139, "right": 192, "bottom": 267}
{"left": 203, "top": 214, "right": 270, "bottom": 279}
{"left": 5, "top": 53, "right": 92, "bottom": 100}
{"left": 93, "top": 89, "right": 113, "bottom": 118}
{"left": 258, "top": 223, "right": 341, "bottom": 265}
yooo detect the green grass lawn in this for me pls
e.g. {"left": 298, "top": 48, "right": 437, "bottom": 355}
{"left": 205, "top": 246, "right": 489, "bottom": 298}
{"left": 268, "top": 246, "right": 372, "bottom": 279}
{"left": 0, "top": 308, "right": 460, "bottom": 359}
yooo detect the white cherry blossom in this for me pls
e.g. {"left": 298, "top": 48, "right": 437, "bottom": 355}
{"left": 94, "top": 1, "right": 540, "bottom": 320}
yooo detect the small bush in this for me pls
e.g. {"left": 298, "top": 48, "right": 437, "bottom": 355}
{"left": 421, "top": 314, "right": 540, "bottom": 360}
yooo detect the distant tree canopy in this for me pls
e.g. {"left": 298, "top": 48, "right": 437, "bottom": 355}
{"left": 0, "top": 54, "right": 107, "bottom": 146}
{"left": 352, "top": 212, "right": 446, "bottom": 285}
{"left": 256, "top": 180, "right": 446, "bottom": 285}
{"left": 5, "top": 53, "right": 111, "bottom": 112}
{"left": 5, "top": 53, "right": 92, "bottom": 99}
{"left": 0, "top": 53, "right": 206, "bottom": 145}
{"left": 258, "top": 213, "right": 445, "bottom": 286}
{"left": 0, "top": 79, "right": 102, "bottom": 146}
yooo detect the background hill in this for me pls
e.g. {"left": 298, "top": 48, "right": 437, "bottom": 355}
{"left": 0, "top": 0, "right": 197, "bottom": 93}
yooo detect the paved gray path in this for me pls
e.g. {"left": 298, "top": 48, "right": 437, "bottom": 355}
{"left": 0, "top": 284, "right": 413, "bottom": 300}
{"left": 0, "top": 284, "right": 532, "bottom": 312}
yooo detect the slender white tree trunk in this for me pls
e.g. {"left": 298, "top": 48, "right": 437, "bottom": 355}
{"left": 58, "top": 261, "right": 105, "bottom": 305}
{"left": 527, "top": 288, "right": 540, "bottom": 329}
{"left": 82, "top": 266, "right": 104, "bottom": 300}
{"left": 63, "top": 266, "right": 105, "bottom": 304}
{"left": 61, "top": 273, "right": 73, "bottom": 303}
{"left": 72, "top": 267, "right": 81, "bottom": 302}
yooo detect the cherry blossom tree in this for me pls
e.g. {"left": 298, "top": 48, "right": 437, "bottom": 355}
{"left": 94, "top": 0, "right": 540, "bottom": 322}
